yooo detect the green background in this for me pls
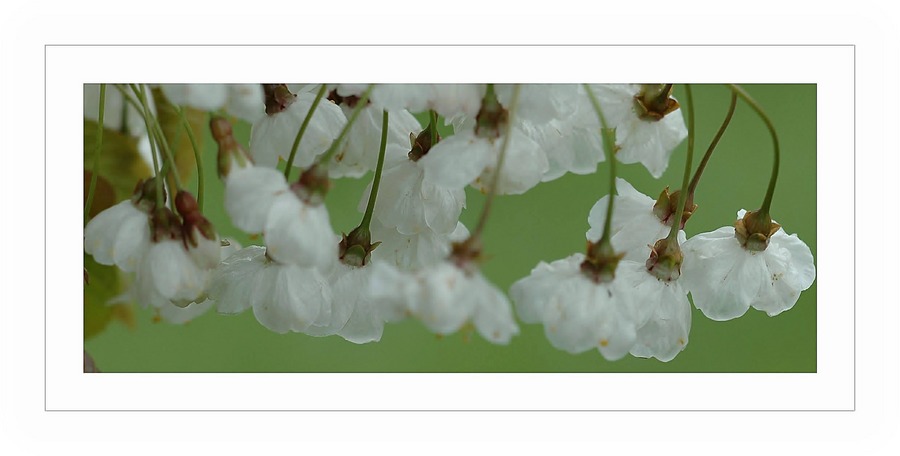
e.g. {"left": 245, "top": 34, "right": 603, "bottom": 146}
{"left": 84, "top": 84, "right": 817, "bottom": 372}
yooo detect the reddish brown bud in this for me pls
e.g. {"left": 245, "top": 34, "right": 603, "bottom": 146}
{"left": 263, "top": 84, "right": 296, "bottom": 115}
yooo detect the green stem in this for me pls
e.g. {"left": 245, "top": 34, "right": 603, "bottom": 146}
{"left": 360, "top": 110, "right": 390, "bottom": 230}
{"left": 175, "top": 106, "right": 204, "bottom": 211}
{"left": 583, "top": 84, "right": 618, "bottom": 246}
{"left": 667, "top": 84, "right": 695, "bottom": 244}
{"left": 131, "top": 84, "right": 184, "bottom": 194}
{"left": 84, "top": 84, "right": 106, "bottom": 224}
{"left": 285, "top": 84, "right": 328, "bottom": 181}
{"left": 469, "top": 84, "right": 521, "bottom": 243}
{"left": 318, "top": 84, "right": 374, "bottom": 166}
{"left": 728, "top": 84, "right": 780, "bottom": 216}
{"left": 688, "top": 91, "right": 737, "bottom": 197}
{"left": 126, "top": 84, "right": 164, "bottom": 209}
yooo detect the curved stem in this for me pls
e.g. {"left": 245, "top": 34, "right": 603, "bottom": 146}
{"left": 131, "top": 84, "right": 183, "bottom": 193}
{"left": 360, "top": 110, "right": 390, "bottom": 230}
{"left": 469, "top": 84, "right": 521, "bottom": 243}
{"left": 728, "top": 84, "right": 780, "bottom": 216}
{"left": 318, "top": 84, "right": 374, "bottom": 166}
{"left": 284, "top": 84, "right": 328, "bottom": 181}
{"left": 667, "top": 84, "right": 695, "bottom": 244}
{"left": 127, "top": 84, "right": 164, "bottom": 208}
{"left": 176, "top": 106, "right": 204, "bottom": 211}
{"left": 583, "top": 84, "right": 617, "bottom": 246}
{"left": 688, "top": 91, "right": 737, "bottom": 197}
{"left": 84, "top": 84, "right": 106, "bottom": 224}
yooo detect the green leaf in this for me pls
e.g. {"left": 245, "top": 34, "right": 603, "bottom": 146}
{"left": 84, "top": 254, "right": 134, "bottom": 340}
{"left": 152, "top": 87, "right": 206, "bottom": 191}
{"left": 83, "top": 120, "right": 152, "bottom": 204}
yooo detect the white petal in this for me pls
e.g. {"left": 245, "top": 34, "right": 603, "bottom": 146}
{"left": 420, "top": 131, "right": 494, "bottom": 190}
{"left": 224, "top": 166, "right": 289, "bottom": 234}
{"left": 263, "top": 193, "right": 338, "bottom": 270}
{"left": 249, "top": 93, "right": 346, "bottom": 169}
{"left": 252, "top": 263, "right": 332, "bottom": 334}
{"left": 209, "top": 246, "right": 267, "bottom": 315}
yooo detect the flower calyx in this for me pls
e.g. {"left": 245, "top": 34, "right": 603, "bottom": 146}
{"left": 634, "top": 84, "right": 680, "bottom": 121}
{"left": 327, "top": 89, "right": 368, "bottom": 109}
{"left": 408, "top": 127, "right": 440, "bottom": 162}
{"left": 338, "top": 226, "right": 381, "bottom": 267}
{"left": 449, "top": 238, "right": 483, "bottom": 276}
{"left": 130, "top": 177, "right": 166, "bottom": 212}
{"left": 150, "top": 206, "right": 184, "bottom": 243}
{"left": 581, "top": 239, "right": 625, "bottom": 284}
{"left": 646, "top": 238, "right": 683, "bottom": 282}
{"left": 175, "top": 190, "right": 217, "bottom": 248}
{"left": 651, "top": 187, "right": 697, "bottom": 229}
{"left": 291, "top": 164, "right": 331, "bottom": 205}
{"left": 263, "top": 84, "right": 297, "bottom": 115}
{"left": 210, "top": 116, "right": 252, "bottom": 178}
{"left": 734, "top": 209, "right": 780, "bottom": 252}
{"left": 474, "top": 85, "right": 508, "bottom": 139}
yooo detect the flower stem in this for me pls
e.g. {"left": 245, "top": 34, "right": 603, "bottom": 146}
{"left": 175, "top": 106, "right": 204, "bottom": 212}
{"left": 359, "top": 110, "right": 390, "bottom": 230}
{"left": 688, "top": 90, "right": 737, "bottom": 198}
{"left": 667, "top": 84, "right": 695, "bottom": 244}
{"left": 468, "top": 84, "right": 521, "bottom": 244}
{"left": 728, "top": 84, "right": 779, "bottom": 216}
{"left": 284, "top": 84, "right": 328, "bottom": 181}
{"left": 84, "top": 84, "right": 106, "bottom": 224}
{"left": 131, "top": 84, "right": 184, "bottom": 193}
{"left": 317, "top": 84, "right": 374, "bottom": 166}
{"left": 583, "top": 84, "right": 617, "bottom": 246}
{"left": 125, "top": 84, "right": 164, "bottom": 209}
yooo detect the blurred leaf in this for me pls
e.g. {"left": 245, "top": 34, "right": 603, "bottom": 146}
{"left": 152, "top": 87, "right": 205, "bottom": 191}
{"left": 83, "top": 120, "right": 152, "bottom": 203}
{"left": 84, "top": 254, "right": 134, "bottom": 340}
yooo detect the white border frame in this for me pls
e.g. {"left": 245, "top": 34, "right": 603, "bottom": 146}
{"left": 46, "top": 45, "right": 853, "bottom": 411}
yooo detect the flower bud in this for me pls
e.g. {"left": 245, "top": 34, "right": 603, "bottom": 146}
{"left": 210, "top": 116, "right": 251, "bottom": 178}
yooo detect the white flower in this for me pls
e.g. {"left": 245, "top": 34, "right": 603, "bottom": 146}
{"left": 509, "top": 253, "right": 637, "bottom": 360}
{"left": 361, "top": 152, "right": 466, "bottom": 236}
{"left": 159, "top": 84, "right": 229, "bottom": 112}
{"left": 590, "top": 84, "right": 687, "bottom": 178}
{"left": 330, "top": 264, "right": 384, "bottom": 344}
{"left": 369, "top": 220, "right": 469, "bottom": 271}
{"left": 262, "top": 191, "right": 338, "bottom": 271}
{"left": 223, "top": 165, "right": 289, "bottom": 235}
{"left": 586, "top": 178, "right": 686, "bottom": 262}
{"left": 133, "top": 239, "right": 211, "bottom": 310}
{"left": 329, "top": 103, "right": 422, "bottom": 179}
{"left": 681, "top": 210, "right": 816, "bottom": 320}
{"left": 152, "top": 239, "right": 242, "bottom": 324}
{"left": 420, "top": 122, "right": 548, "bottom": 195}
{"left": 368, "top": 84, "right": 485, "bottom": 120}
{"left": 158, "top": 84, "right": 265, "bottom": 123}
{"left": 369, "top": 261, "right": 519, "bottom": 344}
{"left": 519, "top": 117, "right": 605, "bottom": 183}
{"left": 615, "top": 260, "right": 692, "bottom": 362}
{"left": 208, "top": 246, "right": 333, "bottom": 334}
{"left": 223, "top": 84, "right": 265, "bottom": 123}
{"left": 84, "top": 199, "right": 151, "bottom": 273}
{"left": 249, "top": 91, "right": 346, "bottom": 169}
{"left": 494, "top": 84, "right": 580, "bottom": 124}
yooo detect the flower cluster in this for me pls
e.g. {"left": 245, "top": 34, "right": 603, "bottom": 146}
{"left": 83, "top": 83, "right": 816, "bottom": 364}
